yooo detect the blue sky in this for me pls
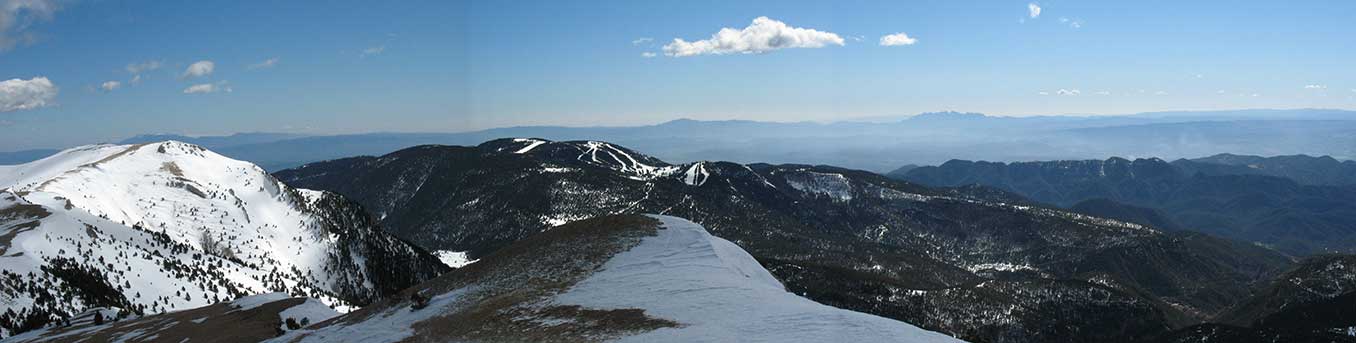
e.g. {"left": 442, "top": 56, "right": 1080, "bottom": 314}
{"left": 1, "top": 0, "right": 1354, "bottom": 150}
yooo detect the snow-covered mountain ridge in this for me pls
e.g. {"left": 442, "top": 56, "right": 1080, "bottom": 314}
{"left": 0, "top": 141, "right": 446, "bottom": 337}
{"left": 276, "top": 215, "right": 965, "bottom": 342}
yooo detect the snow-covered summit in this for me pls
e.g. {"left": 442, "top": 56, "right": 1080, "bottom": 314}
{"left": 275, "top": 214, "right": 964, "bottom": 342}
{"left": 0, "top": 141, "right": 445, "bottom": 337}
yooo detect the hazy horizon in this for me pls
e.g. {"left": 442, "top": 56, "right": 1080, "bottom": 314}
{"left": 3, "top": 0, "right": 1355, "bottom": 150}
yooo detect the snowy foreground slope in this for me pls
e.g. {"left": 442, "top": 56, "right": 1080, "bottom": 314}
{"left": 0, "top": 142, "right": 445, "bottom": 337}
{"left": 4, "top": 292, "right": 337, "bottom": 342}
{"left": 276, "top": 215, "right": 964, "bottom": 343}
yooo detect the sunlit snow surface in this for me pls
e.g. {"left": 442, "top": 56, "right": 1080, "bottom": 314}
{"left": 552, "top": 215, "right": 966, "bottom": 342}
{"left": 433, "top": 250, "right": 478, "bottom": 268}
{"left": 0, "top": 141, "right": 415, "bottom": 333}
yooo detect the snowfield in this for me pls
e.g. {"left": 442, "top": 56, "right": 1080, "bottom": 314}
{"left": 0, "top": 141, "right": 443, "bottom": 337}
{"left": 555, "top": 215, "right": 965, "bottom": 342}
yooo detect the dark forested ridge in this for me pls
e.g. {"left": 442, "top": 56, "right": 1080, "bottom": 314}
{"left": 898, "top": 157, "right": 1356, "bottom": 256}
{"left": 276, "top": 138, "right": 1309, "bottom": 343}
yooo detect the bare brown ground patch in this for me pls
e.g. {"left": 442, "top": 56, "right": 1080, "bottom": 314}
{"left": 160, "top": 161, "right": 185, "bottom": 177}
{"left": 1, "top": 202, "right": 50, "bottom": 255}
{"left": 19, "top": 297, "right": 308, "bottom": 343}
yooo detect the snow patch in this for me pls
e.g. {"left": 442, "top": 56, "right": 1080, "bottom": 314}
{"left": 230, "top": 293, "right": 291, "bottom": 312}
{"left": 433, "top": 250, "right": 478, "bottom": 268}
{"left": 278, "top": 298, "right": 341, "bottom": 329}
{"left": 511, "top": 138, "right": 547, "bottom": 154}
{"left": 967, "top": 263, "right": 1040, "bottom": 273}
{"left": 682, "top": 162, "right": 709, "bottom": 186}
{"left": 785, "top": 170, "right": 854, "bottom": 201}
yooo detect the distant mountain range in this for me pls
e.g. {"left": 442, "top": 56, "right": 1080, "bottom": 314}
{"left": 5, "top": 109, "right": 1354, "bottom": 172}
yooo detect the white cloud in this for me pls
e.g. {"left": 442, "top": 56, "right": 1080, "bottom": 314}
{"left": 1028, "top": 3, "right": 1042, "bottom": 18}
{"left": 0, "top": 0, "right": 60, "bottom": 52}
{"left": 1056, "top": 89, "right": 1080, "bottom": 96}
{"left": 1304, "top": 84, "right": 1326, "bottom": 89}
{"left": 100, "top": 81, "right": 121, "bottom": 91}
{"left": 878, "top": 32, "right": 917, "bottom": 46}
{"left": 125, "top": 60, "right": 162, "bottom": 74}
{"left": 125, "top": 60, "right": 160, "bottom": 85}
{"left": 662, "top": 16, "right": 844, "bottom": 57}
{"left": 183, "top": 81, "right": 231, "bottom": 94}
{"left": 0, "top": 76, "right": 57, "bottom": 112}
{"left": 182, "top": 60, "right": 215, "bottom": 78}
{"left": 1094, "top": 90, "right": 1111, "bottom": 95}
{"left": 360, "top": 45, "right": 384, "bottom": 58}
{"left": 1069, "top": 20, "right": 1082, "bottom": 29}
{"left": 632, "top": 37, "right": 653, "bottom": 45}
{"left": 247, "top": 57, "right": 279, "bottom": 70}
{"left": 1154, "top": 90, "right": 1168, "bottom": 95}
{"left": 641, "top": 52, "right": 657, "bottom": 58}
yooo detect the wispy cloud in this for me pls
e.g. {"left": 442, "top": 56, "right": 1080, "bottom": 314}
{"left": 0, "top": 76, "right": 57, "bottom": 112}
{"left": 1056, "top": 89, "right": 1080, "bottom": 96}
{"left": 0, "top": 0, "right": 60, "bottom": 52}
{"left": 1028, "top": 3, "right": 1042, "bottom": 19}
{"left": 182, "top": 60, "right": 215, "bottom": 79}
{"left": 247, "top": 57, "right": 279, "bottom": 70}
{"left": 640, "top": 52, "right": 657, "bottom": 58}
{"left": 100, "top": 81, "right": 121, "bottom": 92}
{"left": 360, "top": 45, "right": 385, "bottom": 58}
{"left": 125, "top": 60, "right": 161, "bottom": 85}
{"left": 878, "top": 32, "right": 917, "bottom": 46}
{"left": 126, "top": 60, "right": 163, "bottom": 74}
{"left": 183, "top": 81, "right": 231, "bottom": 94}
{"left": 662, "top": 17, "right": 844, "bottom": 57}
{"left": 1058, "top": 17, "right": 1083, "bottom": 29}
{"left": 631, "top": 37, "right": 653, "bottom": 45}
{"left": 1304, "top": 84, "right": 1326, "bottom": 89}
